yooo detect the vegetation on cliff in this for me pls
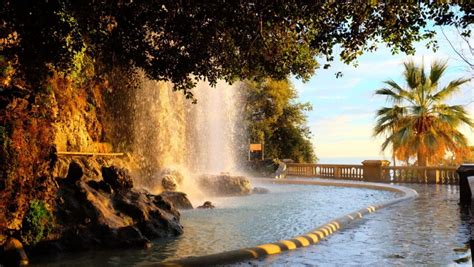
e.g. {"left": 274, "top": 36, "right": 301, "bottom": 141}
{"left": 20, "top": 200, "right": 52, "bottom": 246}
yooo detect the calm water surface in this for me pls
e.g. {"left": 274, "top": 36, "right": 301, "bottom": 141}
{"left": 33, "top": 181, "right": 396, "bottom": 266}
{"left": 242, "top": 183, "right": 471, "bottom": 266}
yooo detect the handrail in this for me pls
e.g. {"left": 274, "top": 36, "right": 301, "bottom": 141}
{"left": 386, "top": 166, "right": 457, "bottom": 171}
{"left": 286, "top": 162, "right": 460, "bottom": 185}
{"left": 287, "top": 163, "right": 363, "bottom": 167}
{"left": 57, "top": 151, "right": 125, "bottom": 157}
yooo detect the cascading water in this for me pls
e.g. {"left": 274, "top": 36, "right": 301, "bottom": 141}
{"left": 186, "top": 81, "right": 243, "bottom": 174}
{"left": 132, "top": 73, "right": 187, "bottom": 181}
{"left": 131, "top": 74, "right": 245, "bottom": 197}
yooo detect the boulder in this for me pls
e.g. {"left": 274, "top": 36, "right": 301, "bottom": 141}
{"left": 252, "top": 187, "right": 270, "bottom": 194}
{"left": 66, "top": 161, "right": 83, "bottom": 182}
{"left": 197, "top": 201, "right": 215, "bottom": 209}
{"left": 86, "top": 180, "right": 112, "bottom": 194}
{"left": 198, "top": 174, "right": 252, "bottom": 196}
{"left": 101, "top": 166, "right": 133, "bottom": 190}
{"left": 158, "top": 169, "right": 185, "bottom": 192}
{"left": 160, "top": 169, "right": 185, "bottom": 185}
{"left": 1, "top": 237, "right": 29, "bottom": 266}
{"left": 161, "top": 175, "right": 178, "bottom": 191}
{"left": 160, "top": 191, "right": 193, "bottom": 209}
{"left": 247, "top": 159, "right": 280, "bottom": 177}
{"left": 35, "top": 158, "right": 183, "bottom": 254}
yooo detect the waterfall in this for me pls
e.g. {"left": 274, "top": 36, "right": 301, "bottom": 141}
{"left": 131, "top": 74, "right": 245, "bottom": 193}
{"left": 132, "top": 74, "right": 187, "bottom": 180}
{"left": 186, "top": 81, "right": 243, "bottom": 174}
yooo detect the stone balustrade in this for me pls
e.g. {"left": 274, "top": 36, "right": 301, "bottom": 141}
{"left": 286, "top": 163, "right": 364, "bottom": 180}
{"left": 385, "top": 166, "right": 458, "bottom": 184}
{"left": 286, "top": 161, "right": 460, "bottom": 185}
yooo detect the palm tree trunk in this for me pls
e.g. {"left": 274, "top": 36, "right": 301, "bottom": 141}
{"left": 392, "top": 144, "right": 396, "bottom": 167}
{"left": 417, "top": 150, "right": 427, "bottom": 166}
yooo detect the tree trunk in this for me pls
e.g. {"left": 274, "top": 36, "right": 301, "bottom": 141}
{"left": 392, "top": 145, "right": 396, "bottom": 167}
{"left": 417, "top": 150, "right": 427, "bottom": 167}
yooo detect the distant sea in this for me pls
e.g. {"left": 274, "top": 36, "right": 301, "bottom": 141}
{"left": 317, "top": 157, "right": 392, "bottom": 165}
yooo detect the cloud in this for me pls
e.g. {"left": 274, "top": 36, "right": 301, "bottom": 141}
{"left": 293, "top": 28, "right": 474, "bottom": 159}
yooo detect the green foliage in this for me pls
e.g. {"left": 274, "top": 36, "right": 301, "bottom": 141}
{"left": 1, "top": 1, "right": 472, "bottom": 96}
{"left": 374, "top": 60, "right": 473, "bottom": 166}
{"left": 21, "top": 200, "right": 53, "bottom": 245}
{"left": 243, "top": 78, "right": 317, "bottom": 163}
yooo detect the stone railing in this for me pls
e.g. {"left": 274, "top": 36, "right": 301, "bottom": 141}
{"left": 286, "top": 163, "right": 364, "bottom": 180}
{"left": 286, "top": 160, "right": 460, "bottom": 185}
{"left": 384, "top": 166, "right": 458, "bottom": 184}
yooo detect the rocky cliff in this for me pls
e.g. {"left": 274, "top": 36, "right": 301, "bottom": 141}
{"left": 0, "top": 65, "right": 189, "bottom": 260}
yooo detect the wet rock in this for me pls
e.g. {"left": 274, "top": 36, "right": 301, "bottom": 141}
{"left": 160, "top": 191, "right": 193, "bottom": 209}
{"left": 53, "top": 180, "right": 183, "bottom": 251}
{"left": 197, "top": 201, "right": 215, "bottom": 209}
{"left": 160, "top": 169, "right": 185, "bottom": 185}
{"left": 198, "top": 174, "right": 252, "bottom": 196}
{"left": 87, "top": 180, "right": 112, "bottom": 194}
{"left": 252, "top": 187, "right": 270, "bottom": 194}
{"left": 41, "top": 159, "right": 183, "bottom": 253}
{"left": 101, "top": 166, "right": 133, "bottom": 190}
{"left": 161, "top": 175, "right": 178, "bottom": 191}
{"left": 247, "top": 159, "right": 279, "bottom": 177}
{"left": 112, "top": 226, "right": 151, "bottom": 248}
{"left": 1, "top": 237, "right": 29, "bottom": 266}
{"left": 52, "top": 157, "right": 71, "bottom": 178}
{"left": 66, "top": 161, "right": 83, "bottom": 182}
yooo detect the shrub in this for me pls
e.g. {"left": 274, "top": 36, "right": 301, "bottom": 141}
{"left": 21, "top": 200, "right": 53, "bottom": 245}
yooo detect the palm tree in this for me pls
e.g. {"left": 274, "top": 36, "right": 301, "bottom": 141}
{"left": 374, "top": 60, "right": 473, "bottom": 166}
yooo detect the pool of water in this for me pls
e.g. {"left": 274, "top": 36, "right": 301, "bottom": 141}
{"left": 244, "top": 183, "right": 471, "bottom": 266}
{"left": 33, "top": 180, "right": 397, "bottom": 266}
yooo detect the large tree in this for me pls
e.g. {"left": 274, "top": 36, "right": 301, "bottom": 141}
{"left": 1, "top": 1, "right": 472, "bottom": 96}
{"left": 243, "top": 78, "right": 316, "bottom": 163}
{"left": 374, "top": 60, "right": 473, "bottom": 166}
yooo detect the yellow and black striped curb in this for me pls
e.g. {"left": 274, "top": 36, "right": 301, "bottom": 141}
{"left": 155, "top": 178, "right": 418, "bottom": 267}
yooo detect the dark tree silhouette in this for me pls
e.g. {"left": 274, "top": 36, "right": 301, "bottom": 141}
{"left": 1, "top": 1, "right": 472, "bottom": 97}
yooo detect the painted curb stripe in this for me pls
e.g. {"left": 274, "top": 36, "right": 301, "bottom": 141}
{"left": 153, "top": 179, "right": 418, "bottom": 267}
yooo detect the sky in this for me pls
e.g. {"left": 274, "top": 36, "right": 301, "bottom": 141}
{"left": 291, "top": 26, "right": 474, "bottom": 161}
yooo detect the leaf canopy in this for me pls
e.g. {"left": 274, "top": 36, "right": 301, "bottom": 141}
{"left": 1, "top": 1, "right": 472, "bottom": 96}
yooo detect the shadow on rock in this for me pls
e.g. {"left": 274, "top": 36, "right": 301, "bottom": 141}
{"left": 31, "top": 158, "right": 188, "bottom": 256}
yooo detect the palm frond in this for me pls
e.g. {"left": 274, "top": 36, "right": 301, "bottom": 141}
{"left": 383, "top": 80, "right": 415, "bottom": 103}
{"left": 375, "top": 88, "right": 402, "bottom": 102}
{"left": 429, "top": 60, "right": 448, "bottom": 87}
{"left": 373, "top": 59, "right": 472, "bottom": 166}
{"left": 432, "top": 104, "right": 474, "bottom": 127}
{"left": 431, "top": 78, "right": 471, "bottom": 102}
{"left": 381, "top": 135, "right": 392, "bottom": 151}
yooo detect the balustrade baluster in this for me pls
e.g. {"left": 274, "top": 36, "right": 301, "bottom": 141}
{"left": 285, "top": 163, "right": 458, "bottom": 185}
